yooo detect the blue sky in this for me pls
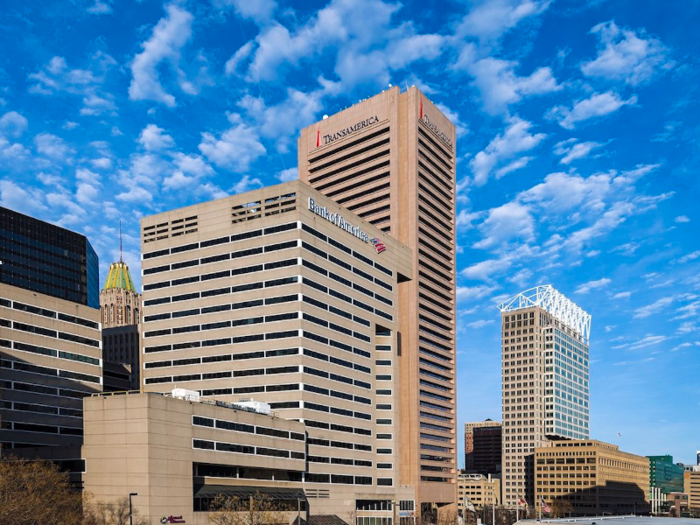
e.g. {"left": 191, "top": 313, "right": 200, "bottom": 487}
{"left": 0, "top": 0, "right": 698, "bottom": 465}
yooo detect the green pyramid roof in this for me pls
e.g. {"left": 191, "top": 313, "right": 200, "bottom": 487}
{"left": 102, "top": 261, "right": 138, "bottom": 293}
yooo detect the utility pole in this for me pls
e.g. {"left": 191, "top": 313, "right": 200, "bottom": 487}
{"left": 129, "top": 492, "right": 138, "bottom": 525}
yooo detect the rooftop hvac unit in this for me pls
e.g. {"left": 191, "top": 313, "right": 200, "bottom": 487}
{"left": 235, "top": 399, "right": 271, "bottom": 415}
{"left": 172, "top": 388, "right": 201, "bottom": 403}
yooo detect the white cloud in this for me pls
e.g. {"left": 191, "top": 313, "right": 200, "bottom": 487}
{"left": 276, "top": 167, "right": 298, "bottom": 182}
{"left": 225, "top": 42, "right": 255, "bottom": 76}
{"left": 470, "top": 117, "right": 545, "bottom": 185}
{"left": 453, "top": 48, "right": 561, "bottom": 116}
{"left": 242, "top": 0, "right": 443, "bottom": 93}
{"left": 454, "top": 0, "right": 552, "bottom": 44}
{"left": 613, "top": 291, "right": 631, "bottom": 299}
{"left": 628, "top": 334, "right": 668, "bottom": 350}
{"left": 198, "top": 114, "right": 266, "bottom": 172}
{"left": 0, "top": 111, "right": 28, "bottom": 138}
{"left": 473, "top": 201, "right": 534, "bottom": 249}
{"left": 674, "top": 215, "right": 690, "bottom": 223}
{"left": 678, "top": 250, "right": 700, "bottom": 264}
{"left": 462, "top": 257, "right": 512, "bottom": 281}
{"left": 456, "top": 284, "right": 497, "bottom": 302}
{"left": 435, "top": 103, "right": 469, "bottom": 138}
{"left": 116, "top": 185, "right": 153, "bottom": 203}
{"left": 63, "top": 121, "right": 79, "bottom": 130}
{"left": 456, "top": 209, "right": 483, "bottom": 229}
{"left": 28, "top": 53, "right": 117, "bottom": 116}
{"left": 633, "top": 297, "right": 673, "bottom": 319}
{"left": 76, "top": 182, "right": 100, "bottom": 204}
{"left": 0, "top": 180, "right": 48, "bottom": 214}
{"left": 575, "top": 277, "right": 611, "bottom": 294}
{"left": 547, "top": 91, "right": 637, "bottom": 130}
{"left": 216, "top": 0, "right": 277, "bottom": 24}
{"left": 467, "top": 319, "right": 495, "bottom": 329}
{"left": 553, "top": 138, "right": 606, "bottom": 164}
{"left": 138, "top": 124, "right": 175, "bottom": 151}
{"left": 87, "top": 0, "right": 113, "bottom": 15}
{"left": 580, "top": 20, "right": 674, "bottom": 86}
{"left": 231, "top": 175, "right": 263, "bottom": 194}
{"left": 129, "top": 3, "right": 194, "bottom": 107}
{"left": 34, "top": 133, "right": 73, "bottom": 161}
{"left": 163, "top": 153, "right": 215, "bottom": 191}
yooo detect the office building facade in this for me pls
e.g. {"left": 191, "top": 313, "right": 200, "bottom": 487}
{"left": 0, "top": 206, "right": 99, "bottom": 308}
{"left": 687, "top": 470, "right": 700, "bottom": 510}
{"left": 465, "top": 420, "right": 502, "bottom": 476}
{"left": 100, "top": 258, "right": 141, "bottom": 390}
{"left": 535, "top": 440, "right": 649, "bottom": 516}
{"left": 299, "top": 86, "right": 457, "bottom": 512}
{"left": 0, "top": 209, "right": 102, "bottom": 451}
{"left": 498, "top": 285, "right": 591, "bottom": 506}
{"left": 139, "top": 181, "right": 415, "bottom": 521}
{"left": 649, "top": 455, "right": 684, "bottom": 495}
{"left": 457, "top": 473, "right": 500, "bottom": 512}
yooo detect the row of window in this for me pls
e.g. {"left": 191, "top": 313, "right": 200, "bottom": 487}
{"left": 192, "top": 415, "right": 305, "bottom": 441}
{"left": 1, "top": 319, "right": 100, "bottom": 348}
{"left": 143, "top": 234, "right": 394, "bottom": 298}
{"left": 0, "top": 420, "right": 83, "bottom": 436}
{"left": 301, "top": 261, "right": 394, "bottom": 319}
{"left": 0, "top": 298, "right": 99, "bottom": 330}
{"left": 0, "top": 358, "right": 101, "bottom": 385}
{"left": 0, "top": 379, "right": 92, "bottom": 400}
{"left": 300, "top": 238, "right": 393, "bottom": 292}
{"left": 0, "top": 399, "right": 83, "bottom": 418}
{"left": 0, "top": 338, "right": 100, "bottom": 367}
{"left": 142, "top": 220, "right": 393, "bottom": 276}
{"left": 193, "top": 438, "right": 304, "bottom": 460}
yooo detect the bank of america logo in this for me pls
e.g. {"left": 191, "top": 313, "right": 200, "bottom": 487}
{"left": 371, "top": 238, "right": 386, "bottom": 254}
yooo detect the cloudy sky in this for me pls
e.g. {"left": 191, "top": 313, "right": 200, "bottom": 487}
{"left": 0, "top": 0, "right": 698, "bottom": 464}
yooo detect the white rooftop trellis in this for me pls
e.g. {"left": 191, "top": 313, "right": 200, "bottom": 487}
{"left": 497, "top": 284, "right": 592, "bottom": 341}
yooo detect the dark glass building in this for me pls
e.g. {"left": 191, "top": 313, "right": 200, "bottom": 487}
{"left": 471, "top": 425, "right": 503, "bottom": 476}
{"left": 0, "top": 206, "right": 99, "bottom": 308}
{"left": 648, "top": 455, "right": 684, "bottom": 494}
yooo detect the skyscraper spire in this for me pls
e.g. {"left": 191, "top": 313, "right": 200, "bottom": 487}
{"left": 119, "top": 220, "right": 123, "bottom": 263}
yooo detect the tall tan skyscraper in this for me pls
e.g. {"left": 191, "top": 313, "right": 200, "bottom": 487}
{"left": 497, "top": 285, "right": 591, "bottom": 506}
{"left": 299, "top": 87, "right": 457, "bottom": 512}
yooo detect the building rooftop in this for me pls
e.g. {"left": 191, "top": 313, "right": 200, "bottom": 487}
{"left": 497, "top": 284, "right": 592, "bottom": 341}
{"left": 102, "top": 261, "right": 137, "bottom": 292}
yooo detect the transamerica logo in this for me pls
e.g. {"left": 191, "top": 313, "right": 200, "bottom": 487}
{"left": 321, "top": 115, "right": 379, "bottom": 146}
{"left": 308, "top": 197, "right": 370, "bottom": 243}
{"left": 422, "top": 114, "right": 453, "bottom": 150}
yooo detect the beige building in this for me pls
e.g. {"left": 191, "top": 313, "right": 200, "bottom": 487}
{"left": 0, "top": 283, "right": 102, "bottom": 451}
{"left": 498, "top": 286, "right": 591, "bottom": 506}
{"left": 457, "top": 473, "right": 500, "bottom": 512}
{"left": 298, "top": 86, "right": 457, "bottom": 513}
{"left": 535, "top": 440, "right": 649, "bottom": 516}
{"left": 687, "top": 470, "right": 700, "bottom": 510}
{"left": 464, "top": 419, "right": 501, "bottom": 473}
{"left": 136, "top": 181, "right": 416, "bottom": 522}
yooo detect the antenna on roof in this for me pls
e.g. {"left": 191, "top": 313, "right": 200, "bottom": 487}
{"left": 119, "top": 220, "right": 123, "bottom": 263}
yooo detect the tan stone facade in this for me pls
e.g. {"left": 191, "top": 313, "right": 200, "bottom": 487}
{"left": 500, "top": 299, "right": 590, "bottom": 506}
{"left": 457, "top": 473, "right": 500, "bottom": 512}
{"left": 687, "top": 471, "right": 700, "bottom": 510}
{"left": 137, "top": 181, "right": 416, "bottom": 522}
{"left": 83, "top": 392, "right": 307, "bottom": 524}
{"left": 0, "top": 283, "right": 102, "bottom": 450}
{"left": 298, "top": 86, "right": 457, "bottom": 510}
{"left": 535, "top": 440, "right": 649, "bottom": 516}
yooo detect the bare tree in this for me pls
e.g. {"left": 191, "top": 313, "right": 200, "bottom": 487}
{"left": 549, "top": 499, "right": 573, "bottom": 518}
{"left": 83, "top": 495, "right": 148, "bottom": 525}
{"left": 0, "top": 455, "right": 84, "bottom": 525}
{"left": 209, "top": 492, "right": 288, "bottom": 525}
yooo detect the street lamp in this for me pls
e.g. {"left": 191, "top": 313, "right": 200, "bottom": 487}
{"left": 129, "top": 493, "right": 138, "bottom": 525}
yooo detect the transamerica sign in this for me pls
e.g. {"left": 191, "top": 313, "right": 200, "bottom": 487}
{"left": 308, "top": 197, "right": 370, "bottom": 243}
{"left": 318, "top": 115, "right": 379, "bottom": 147}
